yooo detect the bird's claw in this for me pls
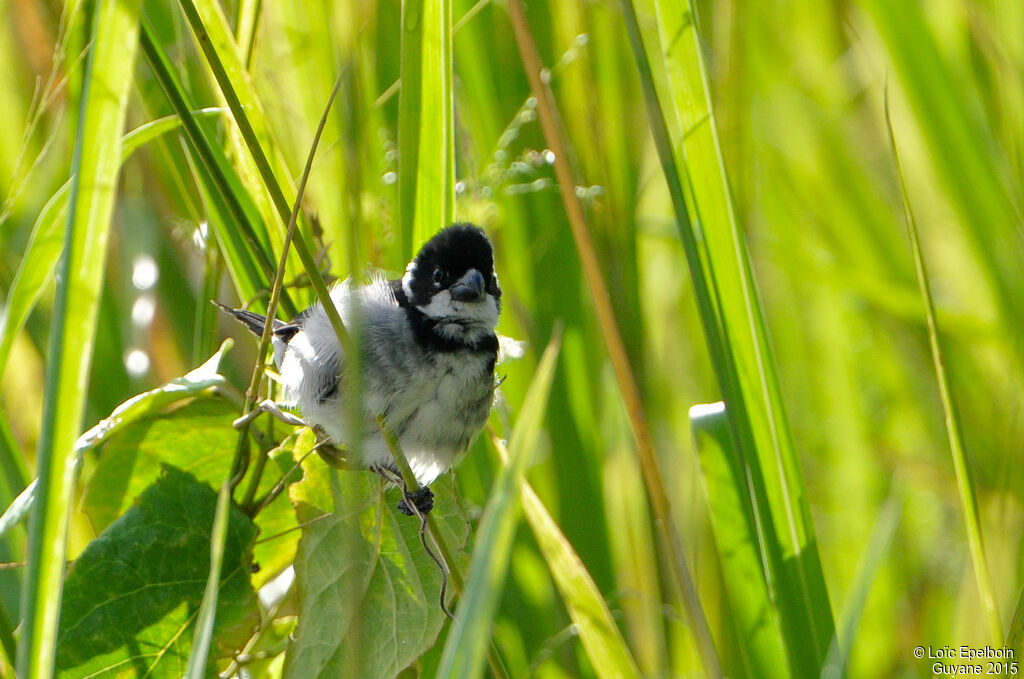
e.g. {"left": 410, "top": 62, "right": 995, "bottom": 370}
{"left": 397, "top": 486, "right": 434, "bottom": 516}
{"left": 233, "top": 399, "right": 306, "bottom": 429}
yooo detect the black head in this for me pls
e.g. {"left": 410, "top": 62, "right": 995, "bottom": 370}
{"left": 403, "top": 223, "right": 502, "bottom": 308}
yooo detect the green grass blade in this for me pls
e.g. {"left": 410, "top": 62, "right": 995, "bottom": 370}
{"left": 623, "top": 0, "right": 835, "bottom": 672}
{"left": 0, "top": 182, "right": 68, "bottom": 379}
{"left": 859, "top": 0, "right": 1024, "bottom": 330}
{"left": 690, "top": 402, "right": 790, "bottom": 679}
{"left": 820, "top": 494, "right": 902, "bottom": 679}
{"left": 1009, "top": 588, "right": 1024, "bottom": 657}
{"left": 0, "top": 482, "right": 37, "bottom": 544}
{"left": 16, "top": 0, "right": 143, "bottom": 674}
{"left": 120, "top": 108, "right": 225, "bottom": 158}
{"left": 0, "top": 109, "right": 223, "bottom": 379}
{"left": 185, "top": 479, "right": 232, "bottom": 679}
{"left": 0, "top": 414, "right": 28, "bottom": 667}
{"left": 398, "top": 0, "right": 455, "bottom": 255}
{"left": 490, "top": 434, "right": 640, "bottom": 679}
{"left": 137, "top": 20, "right": 290, "bottom": 315}
{"left": 504, "top": 3, "right": 722, "bottom": 674}
{"left": 0, "top": 597, "right": 13, "bottom": 671}
{"left": 436, "top": 332, "right": 561, "bottom": 679}
{"left": 176, "top": 0, "right": 349, "bottom": 346}
{"left": 885, "top": 92, "right": 1001, "bottom": 641}
{"left": 181, "top": 0, "right": 299, "bottom": 270}
{"left": 0, "top": 415, "right": 28, "bottom": 518}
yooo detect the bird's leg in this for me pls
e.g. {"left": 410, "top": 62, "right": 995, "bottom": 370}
{"left": 397, "top": 486, "right": 434, "bottom": 516}
{"left": 233, "top": 399, "right": 307, "bottom": 430}
{"left": 369, "top": 463, "right": 403, "bottom": 485}
{"left": 368, "top": 464, "right": 435, "bottom": 516}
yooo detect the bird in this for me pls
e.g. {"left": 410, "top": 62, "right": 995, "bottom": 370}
{"left": 218, "top": 223, "right": 503, "bottom": 515}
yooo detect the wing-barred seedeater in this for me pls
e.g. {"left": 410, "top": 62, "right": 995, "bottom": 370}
{"left": 220, "top": 223, "right": 503, "bottom": 515}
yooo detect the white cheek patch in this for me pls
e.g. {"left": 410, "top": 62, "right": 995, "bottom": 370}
{"left": 417, "top": 292, "right": 500, "bottom": 342}
{"left": 417, "top": 290, "right": 457, "bottom": 319}
{"left": 402, "top": 263, "right": 416, "bottom": 301}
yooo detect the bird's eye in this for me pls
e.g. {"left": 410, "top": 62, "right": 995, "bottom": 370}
{"left": 432, "top": 267, "right": 443, "bottom": 286}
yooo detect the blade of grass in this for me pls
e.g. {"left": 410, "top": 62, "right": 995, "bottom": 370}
{"left": 1008, "top": 588, "right": 1024, "bottom": 657}
{"left": 16, "top": 0, "right": 143, "bottom": 674}
{"left": 177, "top": 0, "right": 350, "bottom": 346}
{"left": 137, "top": 21, "right": 292, "bottom": 316}
{"left": 234, "top": 0, "right": 261, "bottom": 68}
{"left": 182, "top": 0, "right": 301, "bottom": 275}
{"left": 0, "top": 109, "right": 225, "bottom": 379}
{"left": 436, "top": 331, "right": 561, "bottom": 679}
{"left": 503, "top": 2, "right": 722, "bottom": 675}
{"left": 489, "top": 432, "right": 641, "bottom": 679}
{"left": 0, "top": 483, "right": 37, "bottom": 544}
{"left": 0, "top": 417, "right": 28, "bottom": 523}
{"left": 820, "top": 493, "right": 902, "bottom": 679}
{"left": 860, "top": 0, "right": 1024, "bottom": 333}
{"left": 884, "top": 89, "right": 1001, "bottom": 642}
{"left": 0, "top": 600, "right": 12, "bottom": 673}
{"left": 122, "top": 109, "right": 226, "bottom": 157}
{"left": 601, "top": 428, "right": 669, "bottom": 676}
{"left": 622, "top": 0, "right": 835, "bottom": 672}
{"left": 398, "top": 0, "right": 455, "bottom": 256}
{"left": 233, "top": 69, "right": 344, "bottom": 494}
{"left": 0, "top": 415, "right": 28, "bottom": 666}
{"left": 184, "top": 479, "right": 233, "bottom": 678}
{"left": 690, "top": 402, "right": 789, "bottom": 679}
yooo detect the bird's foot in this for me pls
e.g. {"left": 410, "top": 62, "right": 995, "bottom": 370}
{"left": 397, "top": 486, "right": 434, "bottom": 516}
{"left": 233, "top": 399, "right": 306, "bottom": 429}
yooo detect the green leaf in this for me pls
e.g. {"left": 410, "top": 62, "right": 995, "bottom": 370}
{"left": 0, "top": 483, "right": 34, "bottom": 544}
{"left": 81, "top": 398, "right": 243, "bottom": 533}
{"left": 884, "top": 92, "right": 1001, "bottom": 641}
{"left": 19, "top": 0, "right": 144, "bottom": 675}
{"left": 1008, "top": 587, "right": 1024, "bottom": 658}
{"left": 0, "top": 182, "right": 67, "bottom": 381}
{"left": 0, "top": 341, "right": 230, "bottom": 540}
{"left": 56, "top": 466, "right": 258, "bottom": 678}
{"left": 283, "top": 465, "right": 469, "bottom": 679}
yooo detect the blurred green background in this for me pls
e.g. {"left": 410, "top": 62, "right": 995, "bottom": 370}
{"left": 1, "top": 0, "right": 1022, "bottom": 676}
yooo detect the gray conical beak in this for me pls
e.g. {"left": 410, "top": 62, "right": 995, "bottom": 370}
{"left": 449, "top": 269, "right": 485, "bottom": 302}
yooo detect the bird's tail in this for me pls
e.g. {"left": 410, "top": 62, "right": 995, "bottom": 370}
{"left": 212, "top": 301, "right": 281, "bottom": 337}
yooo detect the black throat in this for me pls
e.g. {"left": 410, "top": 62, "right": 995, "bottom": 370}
{"left": 391, "top": 279, "right": 498, "bottom": 369}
